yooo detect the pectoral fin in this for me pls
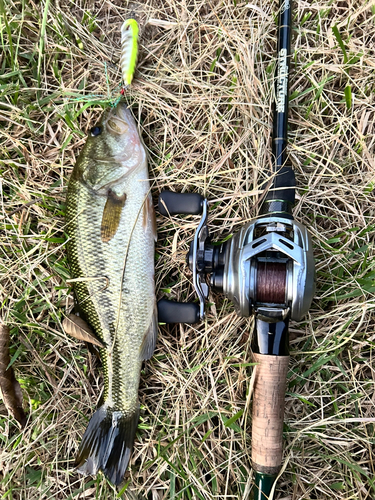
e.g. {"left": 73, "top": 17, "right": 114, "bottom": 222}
{"left": 62, "top": 314, "right": 105, "bottom": 348}
{"left": 101, "top": 190, "right": 127, "bottom": 242}
{"left": 139, "top": 304, "right": 158, "bottom": 360}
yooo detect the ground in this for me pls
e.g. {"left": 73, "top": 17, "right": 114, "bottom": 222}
{"left": 0, "top": 0, "right": 374, "bottom": 499}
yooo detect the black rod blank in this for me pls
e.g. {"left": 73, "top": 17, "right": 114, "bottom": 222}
{"left": 262, "top": 1, "right": 295, "bottom": 215}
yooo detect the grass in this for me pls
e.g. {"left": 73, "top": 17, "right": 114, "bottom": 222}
{"left": 1, "top": 0, "right": 375, "bottom": 499}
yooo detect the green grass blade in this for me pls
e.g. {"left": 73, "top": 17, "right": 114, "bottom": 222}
{"left": 37, "top": 0, "right": 51, "bottom": 88}
{"left": 332, "top": 24, "right": 348, "bottom": 63}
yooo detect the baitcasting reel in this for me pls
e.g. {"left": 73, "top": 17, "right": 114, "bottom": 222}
{"left": 157, "top": 190, "right": 315, "bottom": 327}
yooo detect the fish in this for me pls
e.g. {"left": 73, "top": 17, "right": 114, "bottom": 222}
{"left": 65, "top": 102, "right": 157, "bottom": 485}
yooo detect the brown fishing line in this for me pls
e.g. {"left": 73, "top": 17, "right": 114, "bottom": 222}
{"left": 256, "top": 262, "right": 286, "bottom": 304}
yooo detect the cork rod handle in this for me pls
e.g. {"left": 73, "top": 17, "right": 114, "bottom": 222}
{"left": 252, "top": 353, "right": 290, "bottom": 475}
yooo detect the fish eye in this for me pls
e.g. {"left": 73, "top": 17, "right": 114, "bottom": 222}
{"left": 90, "top": 126, "right": 102, "bottom": 137}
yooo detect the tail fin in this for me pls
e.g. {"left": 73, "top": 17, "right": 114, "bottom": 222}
{"left": 75, "top": 404, "right": 139, "bottom": 485}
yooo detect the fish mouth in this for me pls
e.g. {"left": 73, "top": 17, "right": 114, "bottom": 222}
{"left": 115, "top": 102, "right": 133, "bottom": 121}
{"left": 105, "top": 103, "right": 136, "bottom": 136}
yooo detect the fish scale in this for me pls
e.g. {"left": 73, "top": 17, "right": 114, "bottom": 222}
{"left": 65, "top": 103, "right": 156, "bottom": 485}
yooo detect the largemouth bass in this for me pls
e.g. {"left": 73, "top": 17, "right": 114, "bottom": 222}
{"left": 65, "top": 103, "right": 156, "bottom": 485}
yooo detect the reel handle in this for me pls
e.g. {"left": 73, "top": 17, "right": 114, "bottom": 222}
{"left": 157, "top": 299, "right": 200, "bottom": 324}
{"left": 158, "top": 191, "right": 204, "bottom": 216}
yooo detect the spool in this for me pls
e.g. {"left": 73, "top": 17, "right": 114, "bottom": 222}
{"left": 256, "top": 262, "right": 286, "bottom": 304}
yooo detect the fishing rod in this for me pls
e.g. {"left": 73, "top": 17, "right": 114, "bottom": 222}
{"left": 156, "top": 1, "right": 315, "bottom": 498}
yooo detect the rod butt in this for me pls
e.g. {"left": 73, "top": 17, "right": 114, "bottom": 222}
{"left": 254, "top": 472, "right": 278, "bottom": 500}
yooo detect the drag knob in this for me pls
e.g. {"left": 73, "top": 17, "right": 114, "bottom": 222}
{"left": 158, "top": 191, "right": 204, "bottom": 216}
{"left": 157, "top": 299, "right": 200, "bottom": 324}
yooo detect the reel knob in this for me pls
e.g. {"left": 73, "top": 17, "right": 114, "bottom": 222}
{"left": 158, "top": 191, "right": 204, "bottom": 216}
{"left": 157, "top": 299, "right": 200, "bottom": 324}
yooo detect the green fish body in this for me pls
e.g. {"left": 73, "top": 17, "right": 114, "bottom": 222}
{"left": 65, "top": 103, "right": 156, "bottom": 485}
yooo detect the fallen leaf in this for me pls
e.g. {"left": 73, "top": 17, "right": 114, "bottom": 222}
{"left": 0, "top": 323, "right": 27, "bottom": 428}
{"left": 62, "top": 314, "right": 105, "bottom": 348}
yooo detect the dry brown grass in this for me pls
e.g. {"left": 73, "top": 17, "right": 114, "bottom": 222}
{"left": 1, "top": 0, "right": 375, "bottom": 499}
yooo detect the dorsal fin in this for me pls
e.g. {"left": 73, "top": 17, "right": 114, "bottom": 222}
{"left": 139, "top": 304, "right": 158, "bottom": 360}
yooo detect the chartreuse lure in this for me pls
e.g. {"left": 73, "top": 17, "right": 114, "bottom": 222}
{"left": 120, "top": 19, "right": 139, "bottom": 86}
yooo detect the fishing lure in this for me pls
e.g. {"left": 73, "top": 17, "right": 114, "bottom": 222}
{"left": 120, "top": 19, "right": 139, "bottom": 87}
